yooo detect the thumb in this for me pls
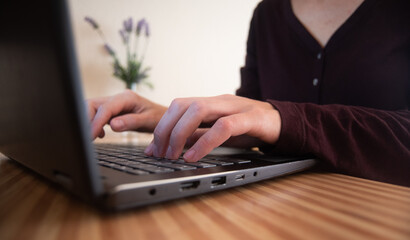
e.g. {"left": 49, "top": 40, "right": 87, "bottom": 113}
{"left": 110, "top": 114, "right": 148, "bottom": 132}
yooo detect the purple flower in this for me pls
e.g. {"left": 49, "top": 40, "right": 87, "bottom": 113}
{"left": 84, "top": 16, "right": 99, "bottom": 29}
{"left": 136, "top": 18, "right": 150, "bottom": 37}
{"left": 123, "top": 17, "right": 133, "bottom": 33}
{"left": 136, "top": 19, "right": 145, "bottom": 35}
{"left": 104, "top": 44, "right": 115, "bottom": 56}
{"left": 119, "top": 29, "right": 129, "bottom": 43}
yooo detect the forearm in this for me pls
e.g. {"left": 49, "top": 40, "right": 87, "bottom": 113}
{"left": 267, "top": 100, "right": 410, "bottom": 186}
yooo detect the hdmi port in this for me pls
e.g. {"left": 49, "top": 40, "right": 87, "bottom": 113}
{"left": 180, "top": 181, "right": 200, "bottom": 191}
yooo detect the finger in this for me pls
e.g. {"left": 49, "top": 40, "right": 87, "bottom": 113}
{"left": 91, "top": 92, "right": 137, "bottom": 139}
{"left": 152, "top": 98, "right": 192, "bottom": 157}
{"left": 86, "top": 98, "right": 110, "bottom": 139}
{"left": 186, "top": 129, "right": 209, "bottom": 147}
{"left": 86, "top": 96, "right": 110, "bottom": 122}
{"left": 89, "top": 104, "right": 104, "bottom": 139}
{"left": 144, "top": 140, "right": 155, "bottom": 156}
{"left": 87, "top": 101, "right": 97, "bottom": 122}
{"left": 165, "top": 102, "right": 212, "bottom": 159}
{"left": 183, "top": 113, "right": 252, "bottom": 162}
{"left": 98, "top": 129, "right": 105, "bottom": 138}
{"left": 91, "top": 104, "right": 115, "bottom": 139}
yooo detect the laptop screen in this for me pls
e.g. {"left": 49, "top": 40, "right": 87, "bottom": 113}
{"left": 0, "top": 0, "right": 102, "bottom": 199}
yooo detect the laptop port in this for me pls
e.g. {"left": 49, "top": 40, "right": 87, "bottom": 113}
{"left": 180, "top": 180, "right": 200, "bottom": 191}
{"left": 149, "top": 188, "right": 156, "bottom": 196}
{"left": 234, "top": 174, "right": 245, "bottom": 181}
{"left": 211, "top": 176, "right": 226, "bottom": 187}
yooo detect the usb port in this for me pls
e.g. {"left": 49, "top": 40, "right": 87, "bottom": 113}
{"left": 235, "top": 174, "right": 245, "bottom": 181}
{"left": 180, "top": 181, "right": 200, "bottom": 191}
{"left": 211, "top": 176, "right": 226, "bottom": 187}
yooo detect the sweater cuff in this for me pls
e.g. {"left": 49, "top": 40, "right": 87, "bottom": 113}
{"left": 266, "top": 100, "right": 306, "bottom": 154}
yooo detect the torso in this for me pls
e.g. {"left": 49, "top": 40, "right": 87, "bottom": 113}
{"left": 237, "top": 0, "right": 410, "bottom": 109}
{"left": 290, "top": 0, "right": 364, "bottom": 47}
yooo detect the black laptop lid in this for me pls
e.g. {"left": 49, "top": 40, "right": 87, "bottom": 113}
{"left": 0, "top": 0, "right": 102, "bottom": 199}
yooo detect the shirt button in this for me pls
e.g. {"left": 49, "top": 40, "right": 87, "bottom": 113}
{"left": 317, "top": 53, "right": 322, "bottom": 60}
{"left": 313, "top": 78, "right": 319, "bottom": 86}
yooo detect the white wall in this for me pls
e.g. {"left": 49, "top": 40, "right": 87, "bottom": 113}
{"left": 69, "top": 0, "right": 260, "bottom": 106}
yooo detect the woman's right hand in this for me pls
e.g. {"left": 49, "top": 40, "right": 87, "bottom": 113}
{"left": 87, "top": 90, "right": 167, "bottom": 139}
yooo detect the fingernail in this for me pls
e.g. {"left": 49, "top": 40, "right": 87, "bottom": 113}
{"left": 165, "top": 146, "right": 173, "bottom": 159}
{"left": 183, "top": 149, "right": 196, "bottom": 162}
{"left": 112, "top": 119, "right": 124, "bottom": 130}
{"left": 144, "top": 143, "right": 154, "bottom": 156}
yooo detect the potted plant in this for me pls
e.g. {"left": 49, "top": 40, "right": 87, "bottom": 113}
{"left": 85, "top": 16, "right": 153, "bottom": 90}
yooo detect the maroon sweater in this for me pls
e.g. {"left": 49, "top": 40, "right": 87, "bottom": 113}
{"left": 236, "top": 0, "right": 410, "bottom": 186}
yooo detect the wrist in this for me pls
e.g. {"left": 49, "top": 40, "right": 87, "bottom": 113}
{"left": 253, "top": 101, "right": 282, "bottom": 145}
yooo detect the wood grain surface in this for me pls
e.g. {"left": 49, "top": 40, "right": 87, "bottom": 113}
{"left": 1, "top": 155, "right": 409, "bottom": 240}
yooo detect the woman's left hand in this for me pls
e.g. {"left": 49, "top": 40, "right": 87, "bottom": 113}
{"left": 144, "top": 94, "right": 282, "bottom": 162}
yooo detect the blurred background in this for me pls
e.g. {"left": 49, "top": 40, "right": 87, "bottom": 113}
{"left": 69, "top": 0, "right": 261, "bottom": 106}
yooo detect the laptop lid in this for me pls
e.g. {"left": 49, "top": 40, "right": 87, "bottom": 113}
{"left": 0, "top": 0, "right": 102, "bottom": 199}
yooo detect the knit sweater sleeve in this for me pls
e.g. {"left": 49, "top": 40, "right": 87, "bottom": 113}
{"left": 267, "top": 100, "right": 410, "bottom": 186}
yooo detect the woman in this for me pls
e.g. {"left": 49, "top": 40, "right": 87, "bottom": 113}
{"left": 88, "top": 0, "right": 410, "bottom": 186}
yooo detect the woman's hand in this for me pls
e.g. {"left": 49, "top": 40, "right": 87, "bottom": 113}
{"left": 144, "top": 94, "right": 282, "bottom": 162}
{"left": 87, "top": 90, "right": 167, "bottom": 139}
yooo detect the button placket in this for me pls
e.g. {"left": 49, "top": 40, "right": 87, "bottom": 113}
{"left": 313, "top": 51, "right": 324, "bottom": 87}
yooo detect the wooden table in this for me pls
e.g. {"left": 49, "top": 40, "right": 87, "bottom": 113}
{"left": 1, "top": 153, "right": 409, "bottom": 240}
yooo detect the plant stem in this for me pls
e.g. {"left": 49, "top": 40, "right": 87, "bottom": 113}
{"left": 140, "top": 38, "right": 149, "bottom": 62}
{"left": 126, "top": 32, "right": 131, "bottom": 62}
{"left": 96, "top": 28, "right": 107, "bottom": 43}
{"left": 133, "top": 35, "right": 140, "bottom": 61}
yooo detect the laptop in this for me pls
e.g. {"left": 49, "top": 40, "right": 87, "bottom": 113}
{"left": 0, "top": 0, "right": 316, "bottom": 210}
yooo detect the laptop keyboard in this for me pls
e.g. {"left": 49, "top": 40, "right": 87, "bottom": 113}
{"left": 95, "top": 144, "right": 251, "bottom": 176}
